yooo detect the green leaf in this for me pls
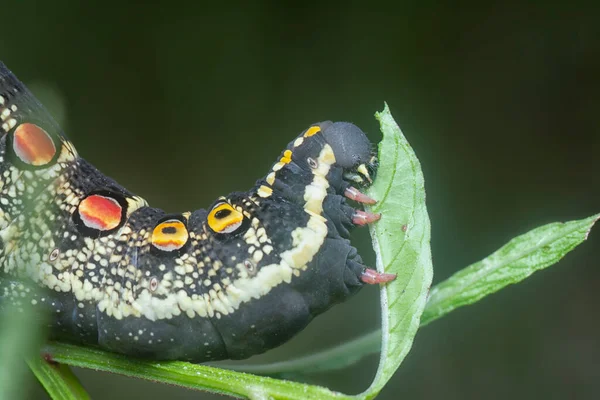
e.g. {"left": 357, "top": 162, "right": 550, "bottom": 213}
{"left": 27, "top": 357, "right": 90, "bottom": 400}
{"left": 422, "top": 213, "right": 600, "bottom": 325}
{"left": 360, "top": 104, "right": 433, "bottom": 398}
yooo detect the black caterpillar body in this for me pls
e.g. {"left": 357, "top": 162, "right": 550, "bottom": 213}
{"left": 0, "top": 63, "right": 384, "bottom": 362}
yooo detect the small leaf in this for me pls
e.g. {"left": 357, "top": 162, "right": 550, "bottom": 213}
{"left": 361, "top": 104, "right": 433, "bottom": 398}
{"left": 422, "top": 213, "right": 600, "bottom": 325}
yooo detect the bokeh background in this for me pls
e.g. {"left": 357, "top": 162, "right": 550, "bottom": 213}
{"left": 1, "top": 2, "right": 598, "bottom": 399}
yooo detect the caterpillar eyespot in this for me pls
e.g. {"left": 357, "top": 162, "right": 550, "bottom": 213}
{"left": 207, "top": 202, "right": 245, "bottom": 234}
{"left": 151, "top": 218, "right": 189, "bottom": 252}
{"left": 0, "top": 62, "right": 394, "bottom": 362}
{"left": 12, "top": 123, "right": 57, "bottom": 166}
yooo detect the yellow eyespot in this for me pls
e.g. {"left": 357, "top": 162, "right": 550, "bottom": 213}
{"left": 151, "top": 219, "right": 189, "bottom": 252}
{"left": 207, "top": 202, "right": 244, "bottom": 233}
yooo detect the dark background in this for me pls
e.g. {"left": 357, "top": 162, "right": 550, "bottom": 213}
{"left": 2, "top": 2, "right": 598, "bottom": 399}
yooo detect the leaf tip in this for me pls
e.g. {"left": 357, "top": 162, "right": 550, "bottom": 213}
{"left": 584, "top": 213, "right": 600, "bottom": 240}
{"left": 375, "top": 102, "right": 391, "bottom": 122}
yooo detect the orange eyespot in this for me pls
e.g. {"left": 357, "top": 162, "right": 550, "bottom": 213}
{"left": 207, "top": 202, "right": 244, "bottom": 234}
{"left": 13, "top": 123, "right": 57, "bottom": 166}
{"left": 78, "top": 194, "right": 123, "bottom": 231}
{"left": 151, "top": 219, "right": 189, "bottom": 252}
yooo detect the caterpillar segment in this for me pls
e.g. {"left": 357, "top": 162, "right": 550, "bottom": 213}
{"left": 0, "top": 62, "right": 395, "bottom": 362}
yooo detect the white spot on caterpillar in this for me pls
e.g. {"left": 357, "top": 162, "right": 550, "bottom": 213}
{"left": 1, "top": 108, "right": 11, "bottom": 120}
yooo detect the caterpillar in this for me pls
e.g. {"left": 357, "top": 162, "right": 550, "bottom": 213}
{"left": 0, "top": 62, "right": 395, "bottom": 362}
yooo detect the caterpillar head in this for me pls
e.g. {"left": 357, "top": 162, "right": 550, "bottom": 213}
{"left": 320, "top": 122, "right": 377, "bottom": 186}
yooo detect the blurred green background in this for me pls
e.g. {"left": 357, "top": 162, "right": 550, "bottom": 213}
{"left": 1, "top": 2, "right": 598, "bottom": 399}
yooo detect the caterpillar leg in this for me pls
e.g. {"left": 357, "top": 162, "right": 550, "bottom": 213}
{"left": 322, "top": 194, "right": 381, "bottom": 238}
{"left": 360, "top": 268, "right": 397, "bottom": 285}
{"left": 344, "top": 186, "right": 377, "bottom": 205}
{"left": 351, "top": 210, "right": 381, "bottom": 226}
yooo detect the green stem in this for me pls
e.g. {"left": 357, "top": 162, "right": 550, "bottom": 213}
{"left": 44, "top": 342, "right": 352, "bottom": 400}
{"left": 27, "top": 357, "right": 90, "bottom": 400}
